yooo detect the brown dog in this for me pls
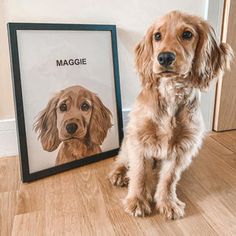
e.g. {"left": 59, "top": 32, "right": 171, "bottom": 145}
{"left": 109, "top": 11, "right": 233, "bottom": 219}
{"left": 34, "top": 85, "right": 112, "bottom": 165}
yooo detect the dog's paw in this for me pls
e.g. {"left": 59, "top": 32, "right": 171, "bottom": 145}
{"left": 156, "top": 199, "right": 185, "bottom": 220}
{"left": 109, "top": 166, "right": 129, "bottom": 187}
{"left": 123, "top": 196, "right": 152, "bottom": 217}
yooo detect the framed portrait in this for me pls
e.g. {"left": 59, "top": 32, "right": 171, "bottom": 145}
{"left": 8, "top": 23, "right": 123, "bottom": 182}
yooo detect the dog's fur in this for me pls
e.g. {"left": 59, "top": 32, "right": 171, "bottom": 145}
{"left": 109, "top": 11, "right": 233, "bottom": 219}
{"left": 34, "top": 85, "right": 112, "bottom": 165}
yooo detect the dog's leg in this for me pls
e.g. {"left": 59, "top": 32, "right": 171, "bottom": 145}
{"left": 154, "top": 154, "right": 191, "bottom": 220}
{"left": 109, "top": 139, "right": 129, "bottom": 187}
{"left": 144, "top": 158, "right": 159, "bottom": 205}
{"left": 123, "top": 141, "right": 152, "bottom": 217}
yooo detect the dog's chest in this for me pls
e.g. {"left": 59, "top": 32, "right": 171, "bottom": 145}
{"left": 65, "top": 141, "right": 88, "bottom": 158}
{"left": 158, "top": 78, "right": 193, "bottom": 116}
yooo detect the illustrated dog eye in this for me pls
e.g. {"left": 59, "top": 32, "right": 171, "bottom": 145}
{"left": 59, "top": 103, "right": 67, "bottom": 112}
{"left": 182, "top": 31, "right": 193, "bottom": 40}
{"left": 154, "top": 32, "right": 162, "bottom": 41}
{"left": 81, "top": 102, "right": 90, "bottom": 111}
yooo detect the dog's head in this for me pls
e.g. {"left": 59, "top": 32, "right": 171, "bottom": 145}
{"left": 34, "top": 86, "right": 112, "bottom": 152}
{"left": 135, "top": 11, "right": 233, "bottom": 89}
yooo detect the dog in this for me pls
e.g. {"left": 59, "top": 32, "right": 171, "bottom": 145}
{"left": 109, "top": 11, "right": 233, "bottom": 219}
{"left": 34, "top": 85, "right": 112, "bottom": 165}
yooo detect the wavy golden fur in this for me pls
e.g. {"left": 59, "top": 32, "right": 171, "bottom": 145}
{"left": 109, "top": 11, "right": 233, "bottom": 219}
{"left": 34, "top": 85, "right": 112, "bottom": 165}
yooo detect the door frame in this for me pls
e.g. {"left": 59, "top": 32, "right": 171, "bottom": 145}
{"left": 202, "top": 0, "right": 225, "bottom": 131}
{"left": 213, "top": 0, "right": 231, "bottom": 131}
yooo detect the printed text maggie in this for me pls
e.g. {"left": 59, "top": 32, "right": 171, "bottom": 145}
{"left": 56, "top": 58, "right": 87, "bottom": 66}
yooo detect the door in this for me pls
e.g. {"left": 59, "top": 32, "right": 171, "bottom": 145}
{"left": 214, "top": 0, "right": 236, "bottom": 131}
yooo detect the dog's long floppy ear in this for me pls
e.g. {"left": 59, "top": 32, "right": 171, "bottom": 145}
{"left": 191, "top": 19, "right": 233, "bottom": 90}
{"left": 88, "top": 94, "right": 112, "bottom": 145}
{"left": 135, "top": 25, "right": 155, "bottom": 85}
{"left": 34, "top": 93, "right": 61, "bottom": 152}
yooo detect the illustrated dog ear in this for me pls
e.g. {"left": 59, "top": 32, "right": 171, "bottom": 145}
{"left": 135, "top": 25, "right": 155, "bottom": 85}
{"left": 88, "top": 94, "right": 112, "bottom": 145}
{"left": 191, "top": 19, "right": 233, "bottom": 90}
{"left": 34, "top": 94, "right": 61, "bottom": 151}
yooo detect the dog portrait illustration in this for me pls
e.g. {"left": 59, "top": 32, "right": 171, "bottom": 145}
{"left": 34, "top": 85, "right": 112, "bottom": 165}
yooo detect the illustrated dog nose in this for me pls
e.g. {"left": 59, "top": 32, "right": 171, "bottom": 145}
{"left": 158, "top": 52, "right": 176, "bottom": 67}
{"left": 66, "top": 123, "right": 78, "bottom": 134}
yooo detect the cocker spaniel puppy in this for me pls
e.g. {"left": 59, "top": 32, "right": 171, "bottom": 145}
{"left": 34, "top": 85, "right": 112, "bottom": 165}
{"left": 109, "top": 11, "right": 233, "bottom": 219}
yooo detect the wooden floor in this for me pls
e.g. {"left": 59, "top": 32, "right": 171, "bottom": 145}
{"left": 0, "top": 131, "right": 236, "bottom": 235}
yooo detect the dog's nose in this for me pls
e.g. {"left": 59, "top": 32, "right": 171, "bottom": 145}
{"left": 66, "top": 123, "right": 78, "bottom": 134}
{"left": 158, "top": 52, "right": 176, "bottom": 67}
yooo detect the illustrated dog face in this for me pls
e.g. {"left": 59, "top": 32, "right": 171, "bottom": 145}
{"left": 135, "top": 11, "right": 233, "bottom": 89}
{"left": 34, "top": 85, "right": 112, "bottom": 152}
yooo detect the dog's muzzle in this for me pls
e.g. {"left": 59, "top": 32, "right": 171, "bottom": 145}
{"left": 66, "top": 123, "right": 78, "bottom": 134}
{"left": 158, "top": 52, "right": 176, "bottom": 67}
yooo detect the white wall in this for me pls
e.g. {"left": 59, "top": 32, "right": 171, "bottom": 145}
{"left": 0, "top": 0, "right": 223, "bottom": 156}
{"left": 1, "top": 0, "right": 207, "bottom": 110}
{"left": 0, "top": 0, "right": 15, "bottom": 119}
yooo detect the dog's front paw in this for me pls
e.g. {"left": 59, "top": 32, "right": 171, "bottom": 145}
{"left": 156, "top": 199, "right": 185, "bottom": 220}
{"left": 124, "top": 196, "right": 152, "bottom": 217}
{"left": 109, "top": 165, "right": 129, "bottom": 187}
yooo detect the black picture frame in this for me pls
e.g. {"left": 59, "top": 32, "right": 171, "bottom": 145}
{"left": 8, "top": 23, "right": 123, "bottom": 182}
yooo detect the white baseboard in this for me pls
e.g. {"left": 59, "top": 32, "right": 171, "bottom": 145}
{"left": 0, "top": 119, "right": 18, "bottom": 157}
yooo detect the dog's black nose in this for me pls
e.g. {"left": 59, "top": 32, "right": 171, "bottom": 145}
{"left": 66, "top": 123, "right": 78, "bottom": 134}
{"left": 158, "top": 52, "right": 176, "bottom": 67}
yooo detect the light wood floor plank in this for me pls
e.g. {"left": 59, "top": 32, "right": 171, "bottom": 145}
{"left": 225, "top": 130, "right": 236, "bottom": 141}
{"left": 0, "top": 132, "right": 236, "bottom": 235}
{"left": 189, "top": 147, "right": 236, "bottom": 216}
{"left": 0, "top": 191, "right": 18, "bottom": 236}
{"left": 12, "top": 211, "right": 45, "bottom": 236}
{"left": 180, "top": 172, "right": 236, "bottom": 235}
{"left": 200, "top": 139, "right": 236, "bottom": 186}
{"left": 211, "top": 132, "right": 236, "bottom": 153}
{"left": 206, "top": 137, "right": 236, "bottom": 170}
{"left": 0, "top": 157, "right": 20, "bottom": 193}
{"left": 180, "top": 146, "right": 236, "bottom": 235}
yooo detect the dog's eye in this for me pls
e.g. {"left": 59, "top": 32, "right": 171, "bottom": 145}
{"left": 182, "top": 31, "right": 193, "bottom": 40}
{"left": 154, "top": 32, "right": 161, "bottom": 41}
{"left": 81, "top": 102, "right": 90, "bottom": 111}
{"left": 59, "top": 103, "right": 67, "bottom": 112}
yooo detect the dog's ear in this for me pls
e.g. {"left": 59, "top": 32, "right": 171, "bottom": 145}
{"left": 88, "top": 94, "right": 112, "bottom": 145}
{"left": 135, "top": 25, "right": 155, "bottom": 85}
{"left": 191, "top": 19, "right": 233, "bottom": 90}
{"left": 34, "top": 93, "right": 61, "bottom": 151}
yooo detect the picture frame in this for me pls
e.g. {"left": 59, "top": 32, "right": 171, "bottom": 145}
{"left": 8, "top": 23, "right": 123, "bottom": 182}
